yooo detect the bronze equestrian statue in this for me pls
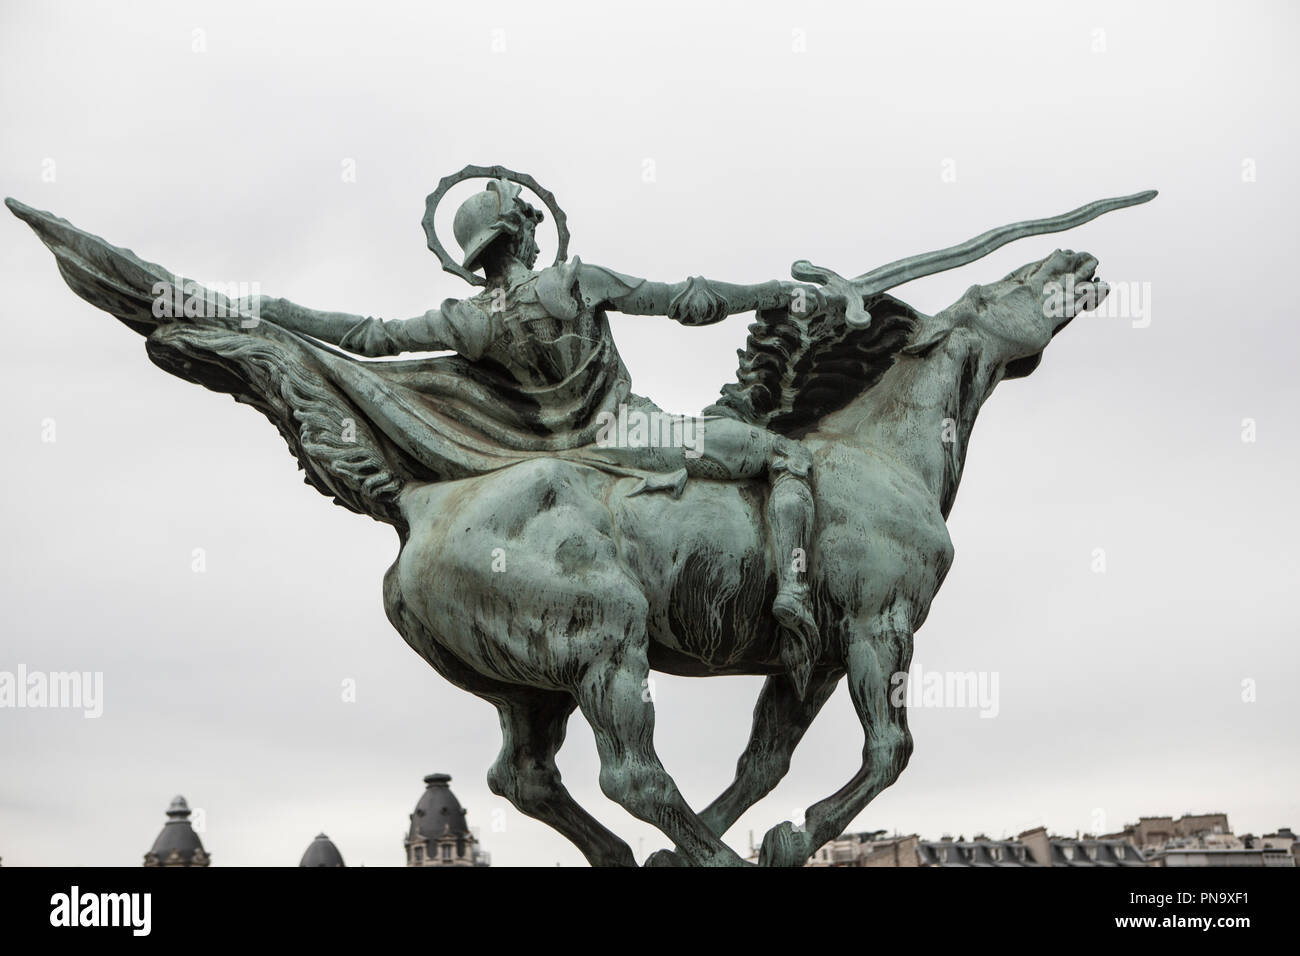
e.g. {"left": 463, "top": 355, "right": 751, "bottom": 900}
{"left": 7, "top": 165, "right": 1156, "bottom": 866}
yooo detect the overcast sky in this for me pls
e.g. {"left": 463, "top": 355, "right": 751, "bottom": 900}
{"left": 1, "top": 0, "right": 1296, "bottom": 867}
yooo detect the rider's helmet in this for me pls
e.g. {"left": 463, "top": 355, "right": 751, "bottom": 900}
{"left": 452, "top": 179, "right": 544, "bottom": 271}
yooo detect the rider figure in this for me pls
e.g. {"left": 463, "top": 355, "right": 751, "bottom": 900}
{"left": 262, "top": 180, "right": 844, "bottom": 694}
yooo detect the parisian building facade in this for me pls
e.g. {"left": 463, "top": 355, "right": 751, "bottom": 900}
{"left": 796, "top": 814, "right": 1298, "bottom": 867}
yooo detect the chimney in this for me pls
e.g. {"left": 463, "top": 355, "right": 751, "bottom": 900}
{"left": 1018, "top": 826, "right": 1051, "bottom": 866}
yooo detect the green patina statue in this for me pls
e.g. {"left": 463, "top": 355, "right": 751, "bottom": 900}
{"left": 7, "top": 166, "right": 1155, "bottom": 866}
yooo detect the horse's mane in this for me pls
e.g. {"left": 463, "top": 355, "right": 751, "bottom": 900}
{"left": 708, "top": 293, "right": 922, "bottom": 437}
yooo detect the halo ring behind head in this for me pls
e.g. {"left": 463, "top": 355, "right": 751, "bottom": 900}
{"left": 423, "top": 164, "right": 570, "bottom": 287}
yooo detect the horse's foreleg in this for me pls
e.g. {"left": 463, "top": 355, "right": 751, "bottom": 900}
{"left": 698, "top": 670, "right": 842, "bottom": 838}
{"left": 757, "top": 608, "right": 914, "bottom": 866}
{"left": 575, "top": 640, "right": 750, "bottom": 867}
{"left": 487, "top": 690, "right": 637, "bottom": 868}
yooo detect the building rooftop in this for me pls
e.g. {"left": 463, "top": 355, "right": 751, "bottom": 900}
{"left": 409, "top": 773, "right": 470, "bottom": 843}
{"left": 144, "top": 795, "right": 208, "bottom": 866}
{"left": 299, "top": 832, "right": 345, "bottom": 867}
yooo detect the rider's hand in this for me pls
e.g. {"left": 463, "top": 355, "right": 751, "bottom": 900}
{"left": 816, "top": 289, "right": 850, "bottom": 316}
{"left": 785, "top": 283, "right": 848, "bottom": 319}
{"left": 782, "top": 283, "right": 818, "bottom": 318}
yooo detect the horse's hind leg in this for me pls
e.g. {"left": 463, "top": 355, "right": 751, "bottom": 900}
{"left": 488, "top": 689, "right": 636, "bottom": 868}
{"left": 574, "top": 638, "right": 749, "bottom": 867}
{"left": 698, "top": 669, "right": 842, "bottom": 838}
{"left": 385, "top": 560, "right": 635, "bottom": 866}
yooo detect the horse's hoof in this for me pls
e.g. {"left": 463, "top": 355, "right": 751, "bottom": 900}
{"left": 644, "top": 849, "right": 686, "bottom": 867}
{"left": 758, "top": 821, "right": 812, "bottom": 867}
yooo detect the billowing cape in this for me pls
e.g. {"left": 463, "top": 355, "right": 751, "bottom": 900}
{"left": 7, "top": 199, "right": 685, "bottom": 527}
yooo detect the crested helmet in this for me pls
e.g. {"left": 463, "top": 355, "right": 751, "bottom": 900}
{"left": 452, "top": 179, "right": 542, "bottom": 271}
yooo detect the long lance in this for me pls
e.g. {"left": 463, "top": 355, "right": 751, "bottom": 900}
{"left": 792, "top": 189, "right": 1158, "bottom": 327}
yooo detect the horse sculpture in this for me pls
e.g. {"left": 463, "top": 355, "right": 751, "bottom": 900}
{"left": 7, "top": 169, "right": 1155, "bottom": 867}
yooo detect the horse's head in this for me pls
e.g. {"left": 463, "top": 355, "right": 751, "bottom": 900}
{"left": 830, "top": 248, "right": 1113, "bottom": 517}
{"left": 916, "top": 248, "right": 1107, "bottom": 381}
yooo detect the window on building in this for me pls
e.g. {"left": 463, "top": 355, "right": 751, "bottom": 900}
{"left": 413, "top": 846, "right": 423, "bottom": 863}
{"left": 1085, "top": 845, "right": 1098, "bottom": 861}
{"left": 442, "top": 844, "right": 452, "bottom": 861}
{"left": 1115, "top": 846, "right": 1126, "bottom": 859}
{"left": 1062, "top": 846, "right": 1075, "bottom": 860}
{"left": 989, "top": 846, "right": 1002, "bottom": 861}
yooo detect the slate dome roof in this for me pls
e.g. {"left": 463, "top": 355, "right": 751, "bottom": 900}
{"left": 409, "top": 773, "right": 469, "bottom": 842}
{"left": 146, "top": 795, "right": 207, "bottom": 865}
{"left": 299, "top": 832, "right": 346, "bottom": 867}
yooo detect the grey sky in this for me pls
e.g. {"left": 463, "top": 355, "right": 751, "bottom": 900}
{"left": 0, "top": 0, "right": 1296, "bottom": 866}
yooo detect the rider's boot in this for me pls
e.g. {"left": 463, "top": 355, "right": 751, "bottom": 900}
{"left": 767, "top": 439, "right": 819, "bottom": 699}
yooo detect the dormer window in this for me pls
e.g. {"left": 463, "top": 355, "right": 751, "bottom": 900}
{"left": 414, "top": 845, "right": 424, "bottom": 863}
{"left": 1085, "top": 845, "right": 1098, "bottom": 861}
{"left": 1114, "top": 846, "right": 1125, "bottom": 859}
{"left": 989, "top": 846, "right": 1002, "bottom": 861}
{"left": 1062, "top": 846, "right": 1075, "bottom": 860}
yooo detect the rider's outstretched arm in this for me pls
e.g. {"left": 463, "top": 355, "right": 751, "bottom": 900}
{"left": 257, "top": 296, "right": 491, "bottom": 358}
{"left": 606, "top": 274, "right": 825, "bottom": 326}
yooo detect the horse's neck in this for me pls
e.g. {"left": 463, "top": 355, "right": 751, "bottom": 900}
{"left": 808, "top": 330, "right": 994, "bottom": 516}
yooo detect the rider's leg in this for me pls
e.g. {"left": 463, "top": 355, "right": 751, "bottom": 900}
{"left": 766, "top": 437, "right": 819, "bottom": 697}
{"left": 678, "top": 420, "right": 821, "bottom": 698}
{"left": 573, "top": 403, "right": 823, "bottom": 696}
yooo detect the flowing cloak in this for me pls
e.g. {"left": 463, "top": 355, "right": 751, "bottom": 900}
{"left": 7, "top": 200, "right": 688, "bottom": 527}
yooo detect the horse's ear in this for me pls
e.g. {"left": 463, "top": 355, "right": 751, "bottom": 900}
{"left": 900, "top": 317, "right": 952, "bottom": 358}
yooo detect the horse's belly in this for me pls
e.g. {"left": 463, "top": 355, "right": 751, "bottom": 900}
{"left": 613, "top": 480, "right": 784, "bottom": 676}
